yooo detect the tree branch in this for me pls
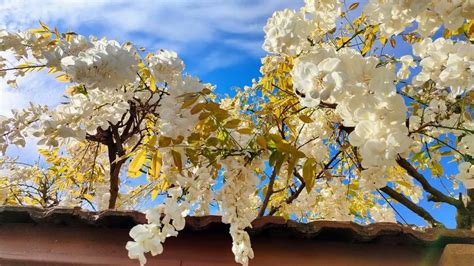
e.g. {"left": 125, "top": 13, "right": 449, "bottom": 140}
{"left": 380, "top": 186, "right": 444, "bottom": 228}
{"left": 257, "top": 167, "right": 279, "bottom": 217}
{"left": 106, "top": 125, "right": 127, "bottom": 209}
{"left": 396, "top": 157, "right": 464, "bottom": 208}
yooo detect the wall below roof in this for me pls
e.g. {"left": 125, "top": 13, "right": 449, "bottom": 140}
{"left": 1, "top": 206, "right": 474, "bottom": 265}
{"left": 0, "top": 222, "right": 464, "bottom": 266}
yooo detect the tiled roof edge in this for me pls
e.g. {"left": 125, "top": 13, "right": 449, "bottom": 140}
{"left": 1, "top": 205, "right": 473, "bottom": 246}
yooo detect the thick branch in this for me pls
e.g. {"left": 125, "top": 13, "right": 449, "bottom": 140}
{"left": 380, "top": 186, "right": 444, "bottom": 228}
{"left": 396, "top": 157, "right": 464, "bottom": 209}
{"left": 396, "top": 157, "right": 473, "bottom": 228}
{"left": 257, "top": 167, "right": 279, "bottom": 217}
{"left": 106, "top": 126, "right": 127, "bottom": 209}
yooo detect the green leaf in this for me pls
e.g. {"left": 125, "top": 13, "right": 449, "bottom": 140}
{"left": 269, "top": 151, "right": 282, "bottom": 167}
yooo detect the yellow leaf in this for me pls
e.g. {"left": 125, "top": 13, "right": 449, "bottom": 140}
{"left": 203, "top": 102, "right": 221, "bottom": 112}
{"left": 190, "top": 103, "right": 205, "bottom": 114}
{"left": 181, "top": 94, "right": 199, "bottom": 109}
{"left": 349, "top": 2, "right": 359, "bottom": 10}
{"left": 39, "top": 21, "right": 50, "bottom": 31}
{"left": 151, "top": 188, "right": 159, "bottom": 200}
{"left": 268, "top": 133, "right": 284, "bottom": 144}
{"left": 147, "top": 135, "right": 157, "bottom": 147}
{"left": 149, "top": 74, "right": 156, "bottom": 92}
{"left": 276, "top": 142, "right": 306, "bottom": 158}
{"left": 303, "top": 158, "right": 316, "bottom": 193}
{"left": 172, "top": 135, "right": 184, "bottom": 145}
{"left": 299, "top": 115, "right": 313, "bottom": 123}
{"left": 464, "top": 20, "right": 474, "bottom": 41}
{"left": 83, "top": 194, "right": 94, "bottom": 201}
{"left": 160, "top": 179, "right": 170, "bottom": 191}
{"left": 256, "top": 135, "right": 267, "bottom": 149}
{"left": 150, "top": 150, "right": 162, "bottom": 180}
{"left": 55, "top": 74, "right": 71, "bottom": 83}
{"left": 287, "top": 157, "right": 299, "bottom": 180}
{"left": 171, "top": 149, "right": 183, "bottom": 171}
{"left": 390, "top": 38, "right": 396, "bottom": 48}
{"left": 201, "top": 87, "right": 212, "bottom": 95}
{"left": 223, "top": 119, "right": 241, "bottom": 129}
{"left": 29, "top": 28, "right": 48, "bottom": 34}
{"left": 64, "top": 32, "right": 78, "bottom": 42}
{"left": 6, "top": 79, "right": 17, "bottom": 88}
{"left": 361, "top": 32, "right": 375, "bottom": 55}
{"left": 47, "top": 67, "right": 57, "bottom": 74}
{"left": 336, "top": 37, "right": 350, "bottom": 47}
{"left": 128, "top": 150, "right": 147, "bottom": 178}
{"left": 158, "top": 136, "right": 172, "bottom": 147}
{"left": 430, "top": 161, "right": 443, "bottom": 176}
{"left": 199, "top": 111, "right": 211, "bottom": 120}
{"left": 237, "top": 128, "right": 253, "bottom": 134}
{"left": 396, "top": 180, "right": 412, "bottom": 188}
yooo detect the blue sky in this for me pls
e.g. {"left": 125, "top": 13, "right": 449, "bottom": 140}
{"left": 0, "top": 0, "right": 462, "bottom": 228}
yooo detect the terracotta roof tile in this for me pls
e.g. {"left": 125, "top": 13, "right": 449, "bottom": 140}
{"left": 1, "top": 205, "right": 474, "bottom": 247}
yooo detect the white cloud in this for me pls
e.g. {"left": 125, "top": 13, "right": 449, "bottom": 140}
{"left": 0, "top": 0, "right": 302, "bottom": 54}
{"left": 0, "top": 0, "right": 304, "bottom": 104}
{"left": 0, "top": 71, "right": 63, "bottom": 111}
{"left": 0, "top": 87, "right": 27, "bottom": 116}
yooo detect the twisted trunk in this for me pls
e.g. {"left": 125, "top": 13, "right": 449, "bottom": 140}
{"left": 106, "top": 127, "right": 126, "bottom": 209}
{"left": 461, "top": 188, "right": 474, "bottom": 230}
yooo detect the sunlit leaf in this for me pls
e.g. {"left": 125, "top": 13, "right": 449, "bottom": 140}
{"left": 128, "top": 150, "right": 147, "bottom": 178}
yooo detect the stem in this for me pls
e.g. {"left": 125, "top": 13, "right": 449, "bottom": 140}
{"left": 0, "top": 65, "right": 46, "bottom": 72}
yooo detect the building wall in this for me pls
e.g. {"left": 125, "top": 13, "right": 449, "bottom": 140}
{"left": 0, "top": 223, "right": 456, "bottom": 266}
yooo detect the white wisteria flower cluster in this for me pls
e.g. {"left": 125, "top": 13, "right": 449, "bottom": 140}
{"left": 291, "top": 43, "right": 411, "bottom": 183}
{"left": 127, "top": 163, "right": 216, "bottom": 265}
{"left": 364, "top": 0, "right": 474, "bottom": 37}
{"left": 263, "top": 0, "right": 342, "bottom": 56}
{"left": 412, "top": 38, "right": 474, "bottom": 99}
{"left": 262, "top": 0, "right": 472, "bottom": 199}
